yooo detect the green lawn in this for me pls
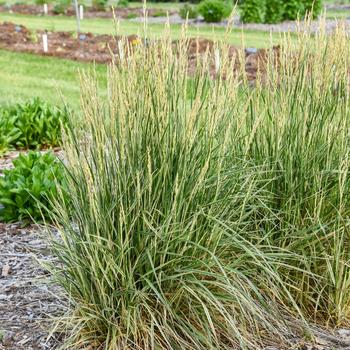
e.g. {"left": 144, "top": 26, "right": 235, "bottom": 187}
{"left": 326, "top": 9, "right": 350, "bottom": 19}
{"left": 0, "top": 12, "right": 284, "bottom": 47}
{"left": 0, "top": 11, "right": 285, "bottom": 107}
{"left": 0, "top": 49, "right": 107, "bottom": 106}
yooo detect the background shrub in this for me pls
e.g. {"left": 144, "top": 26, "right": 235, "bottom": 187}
{"left": 239, "top": 0, "right": 266, "bottom": 23}
{"left": 303, "top": 0, "right": 323, "bottom": 18}
{"left": 117, "top": 0, "right": 129, "bottom": 8}
{"left": 92, "top": 0, "right": 108, "bottom": 10}
{"left": 283, "top": 0, "right": 304, "bottom": 20}
{"left": 264, "top": 0, "right": 284, "bottom": 23}
{"left": 179, "top": 4, "right": 198, "bottom": 19}
{"left": 35, "top": 0, "right": 51, "bottom": 4}
{"left": 0, "top": 98, "right": 68, "bottom": 153}
{"left": 198, "top": 0, "right": 232, "bottom": 22}
{"left": 52, "top": 0, "right": 71, "bottom": 14}
{"left": 0, "top": 151, "right": 65, "bottom": 223}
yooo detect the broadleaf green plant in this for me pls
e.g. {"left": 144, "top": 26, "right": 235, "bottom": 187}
{"left": 0, "top": 98, "right": 68, "bottom": 154}
{"left": 0, "top": 151, "right": 66, "bottom": 223}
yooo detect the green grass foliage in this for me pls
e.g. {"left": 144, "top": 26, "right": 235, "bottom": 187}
{"left": 49, "top": 22, "right": 350, "bottom": 350}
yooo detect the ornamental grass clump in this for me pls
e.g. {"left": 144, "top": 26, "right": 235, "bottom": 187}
{"left": 50, "top": 21, "right": 350, "bottom": 349}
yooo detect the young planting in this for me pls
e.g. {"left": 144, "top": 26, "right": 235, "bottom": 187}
{"left": 0, "top": 98, "right": 68, "bottom": 154}
{"left": 0, "top": 151, "right": 65, "bottom": 223}
{"left": 48, "top": 21, "right": 350, "bottom": 349}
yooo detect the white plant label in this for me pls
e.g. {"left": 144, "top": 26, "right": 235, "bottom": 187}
{"left": 42, "top": 34, "right": 48, "bottom": 53}
{"left": 214, "top": 49, "right": 220, "bottom": 74}
{"left": 79, "top": 5, "right": 84, "bottom": 20}
{"left": 43, "top": 3, "right": 48, "bottom": 15}
{"left": 118, "top": 41, "right": 125, "bottom": 62}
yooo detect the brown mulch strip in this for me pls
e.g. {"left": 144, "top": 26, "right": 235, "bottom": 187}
{"left": 0, "top": 4, "right": 176, "bottom": 19}
{"left": 0, "top": 21, "right": 273, "bottom": 82}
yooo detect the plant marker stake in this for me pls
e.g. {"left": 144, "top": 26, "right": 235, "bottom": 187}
{"left": 42, "top": 33, "right": 48, "bottom": 53}
{"left": 73, "top": 0, "right": 80, "bottom": 35}
{"left": 118, "top": 41, "right": 124, "bottom": 62}
{"left": 214, "top": 49, "right": 220, "bottom": 74}
{"left": 79, "top": 5, "right": 84, "bottom": 20}
{"left": 43, "top": 3, "right": 48, "bottom": 15}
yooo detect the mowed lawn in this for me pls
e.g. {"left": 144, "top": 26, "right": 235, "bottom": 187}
{"left": 0, "top": 12, "right": 284, "bottom": 47}
{"left": 0, "top": 49, "right": 107, "bottom": 106}
{"left": 0, "top": 11, "right": 282, "bottom": 107}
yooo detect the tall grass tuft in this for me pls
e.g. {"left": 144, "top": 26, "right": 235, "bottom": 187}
{"left": 50, "top": 20, "right": 350, "bottom": 349}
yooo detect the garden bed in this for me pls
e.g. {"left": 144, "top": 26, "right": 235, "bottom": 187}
{"left": 0, "top": 21, "right": 272, "bottom": 82}
{"left": 0, "top": 4, "right": 176, "bottom": 19}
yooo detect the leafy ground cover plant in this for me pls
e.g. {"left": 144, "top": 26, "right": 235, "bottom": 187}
{"left": 0, "top": 116, "right": 19, "bottom": 156}
{"left": 0, "top": 151, "right": 65, "bottom": 223}
{"left": 50, "top": 21, "right": 350, "bottom": 350}
{"left": 0, "top": 98, "right": 67, "bottom": 154}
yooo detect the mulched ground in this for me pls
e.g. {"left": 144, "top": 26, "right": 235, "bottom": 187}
{"left": 0, "top": 222, "right": 65, "bottom": 350}
{"left": 0, "top": 4, "right": 176, "bottom": 19}
{"left": 0, "top": 150, "right": 66, "bottom": 349}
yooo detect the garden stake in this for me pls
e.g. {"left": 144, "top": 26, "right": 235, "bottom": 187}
{"left": 79, "top": 5, "right": 84, "bottom": 20}
{"left": 42, "top": 33, "right": 48, "bottom": 53}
